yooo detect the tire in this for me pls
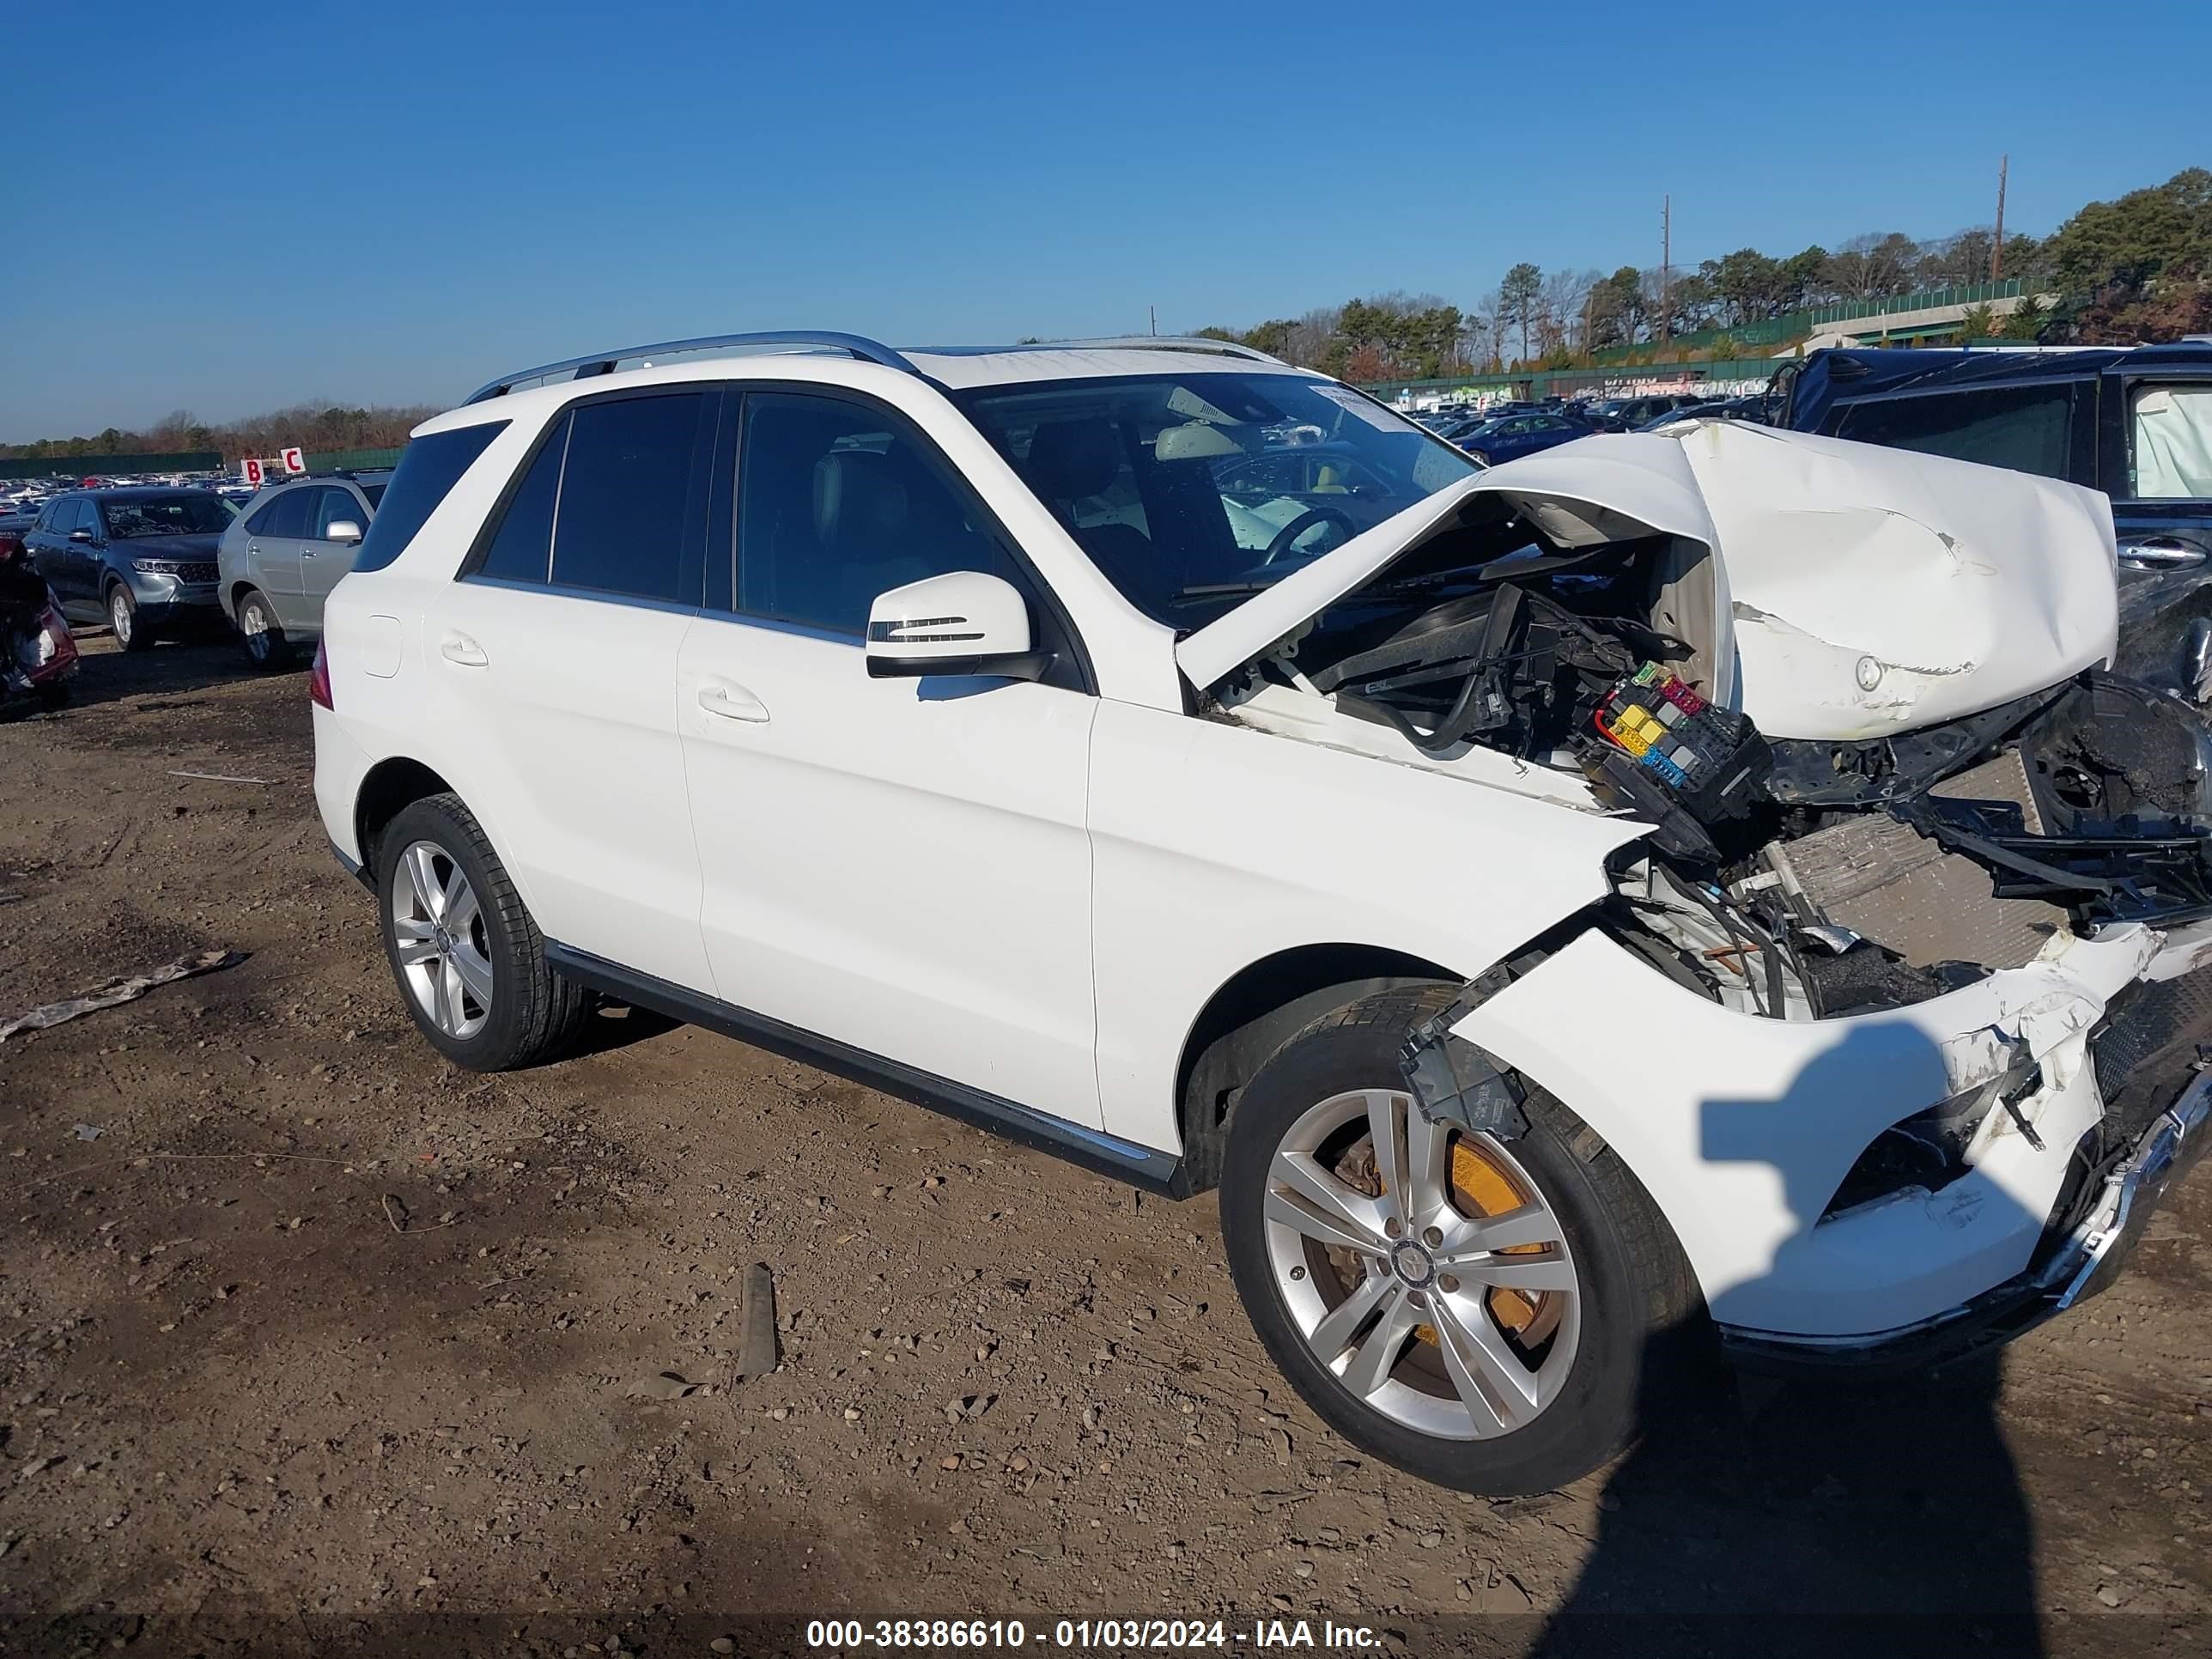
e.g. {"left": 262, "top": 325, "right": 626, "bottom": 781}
{"left": 106, "top": 582, "right": 151, "bottom": 652}
{"left": 234, "top": 588, "right": 291, "bottom": 670}
{"left": 374, "top": 793, "right": 592, "bottom": 1071}
{"left": 1218, "top": 988, "right": 1705, "bottom": 1495}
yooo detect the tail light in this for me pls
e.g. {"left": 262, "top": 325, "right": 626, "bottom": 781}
{"left": 308, "top": 638, "right": 333, "bottom": 709}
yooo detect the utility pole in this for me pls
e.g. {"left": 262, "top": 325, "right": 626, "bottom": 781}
{"left": 1660, "top": 194, "right": 1672, "bottom": 346}
{"left": 1148, "top": 305, "right": 1158, "bottom": 337}
{"left": 1990, "top": 155, "right": 2008, "bottom": 282}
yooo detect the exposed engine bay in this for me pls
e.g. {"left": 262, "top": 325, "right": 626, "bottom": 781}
{"left": 1211, "top": 490, "right": 2212, "bottom": 1021}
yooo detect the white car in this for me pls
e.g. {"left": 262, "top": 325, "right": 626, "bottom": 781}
{"left": 311, "top": 332, "right": 2211, "bottom": 1494}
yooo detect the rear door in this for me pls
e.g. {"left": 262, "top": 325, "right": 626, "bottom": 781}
{"left": 425, "top": 387, "right": 717, "bottom": 992}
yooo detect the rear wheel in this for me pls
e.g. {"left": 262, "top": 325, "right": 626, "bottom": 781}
{"left": 107, "top": 583, "right": 150, "bottom": 652}
{"left": 234, "top": 589, "right": 290, "bottom": 670}
{"left": 375, "top": 793, "right": 591, "bottom": 1071}
{"left": 1219, "top": 989, "right": 1704, "bottom": 1494}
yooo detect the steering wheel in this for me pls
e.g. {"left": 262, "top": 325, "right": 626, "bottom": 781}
{"left": 1261, "top": 505, "right": 1358, "bottom": 564}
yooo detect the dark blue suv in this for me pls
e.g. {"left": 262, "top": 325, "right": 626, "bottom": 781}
{"left": 23, "top": 488, "right": 234, "bottom": 650}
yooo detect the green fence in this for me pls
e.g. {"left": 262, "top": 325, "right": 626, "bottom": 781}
{"left": 302, "top": 446, "right": 405, "bottom": 472}
{"left": 1807, "top": 278, "right": 2021, "bottom": 325}
{"left": 0, "top": 450, "right": 222, "bottom": 480}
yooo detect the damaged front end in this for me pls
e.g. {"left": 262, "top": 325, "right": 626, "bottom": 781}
{"left": 1189, "top": 428, "right": 2212, "bottom": 1355}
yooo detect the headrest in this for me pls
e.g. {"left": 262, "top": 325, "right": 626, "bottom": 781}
{"left": 812, "top": 450, "right": 908, "bottom": 548}
{"left": 1025, "top": 419, "right": 1121, "bottom": 502}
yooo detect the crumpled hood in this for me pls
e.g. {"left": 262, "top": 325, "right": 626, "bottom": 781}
{"left": 1677, "top": 421, "right": 2118, "bottom": 739}
{"left": 1175, "top": 422, "right": 2118, "bottom": 743}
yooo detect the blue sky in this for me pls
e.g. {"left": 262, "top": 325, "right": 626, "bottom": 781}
{"left": 6, "top": 0, "right": 2206, "bottom": 438}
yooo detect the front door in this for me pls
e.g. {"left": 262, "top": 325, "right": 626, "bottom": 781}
{"left": 674, "top": 388, "right": 1101, "bottom": 1127}
{"left": 299, "top": 485, "right": 368, "bottom": 625}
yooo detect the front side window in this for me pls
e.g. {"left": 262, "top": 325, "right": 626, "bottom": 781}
{"left": 2130, "top": 383, "right": 2212, "bottom": 500}
{"left": 734, "top": 393, "right": 1022, "bottom": 636}
{"left": 546, "top": 392, "right": 707, "bottom": 602}
{"left": 313, "top": 487, "right": 365, "bottom": 538}
{"left": 1833, "top": 382, "right": 2078, "bottom": 480}
{"left": 353, "top": 422, "right": 507, "bottom": 574}
{"left": 98, "top": 494, "right": 232, "bottom": 538}
{"left": 957, "top": 372, "right": 1476, "bottom": 623}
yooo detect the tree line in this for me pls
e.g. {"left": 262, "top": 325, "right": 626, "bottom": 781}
{"left": 1200, "top": 167, "right": 2212, "bottom": 381}
{"left": 1, "top": 403, "right": 437, "bottom": 466}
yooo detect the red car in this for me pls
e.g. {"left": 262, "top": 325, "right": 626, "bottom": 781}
{"left": 0, "top": 529, "right": 79, "bottom": 712}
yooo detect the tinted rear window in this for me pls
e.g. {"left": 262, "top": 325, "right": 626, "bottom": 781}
{"left": 547, "top": 392, "right": 706, "bottom": 602}
{"left": 352, "top": 422, "right": 508, "bottom": 574}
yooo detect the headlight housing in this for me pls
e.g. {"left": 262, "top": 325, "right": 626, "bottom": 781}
{"left": 1821, "top": 1050, "right": 2044, "bottom": 1219}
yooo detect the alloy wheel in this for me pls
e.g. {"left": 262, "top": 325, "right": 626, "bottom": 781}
{"left": 109, "top": 590, "right": 131, "bottom": 646}
{"left": 390, "top": 840, "right": 494, "bottom": 1040}
{"left": 1262, "top": 1089, "right": 1580, "bottom": 1441}
{"left": 240, "top": 599, "right": 270, "bottom": 660}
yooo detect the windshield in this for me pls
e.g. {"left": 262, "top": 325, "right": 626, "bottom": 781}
{"left": 99, "top": 495, "right": 231, "bottom": 538}
{"left": 957, "top": 373, "right": 1478, "bottom": 621}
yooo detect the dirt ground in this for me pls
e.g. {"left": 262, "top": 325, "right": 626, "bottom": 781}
{"left": 3, "top": 635, "right": 2209, "bottom": 1659}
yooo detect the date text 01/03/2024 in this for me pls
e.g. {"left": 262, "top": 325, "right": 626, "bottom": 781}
{"left": 803, "top": 1618, "right": 1382, "bottom": 1650}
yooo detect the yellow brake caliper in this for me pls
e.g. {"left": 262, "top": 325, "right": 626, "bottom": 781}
{"left": 1413, "top": 1140, "right": 1542, "bottom": 1344}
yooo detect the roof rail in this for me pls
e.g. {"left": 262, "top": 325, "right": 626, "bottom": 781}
{"left": 1066, "top": 335, "right": 1285, "bottom": 364}
{"left": 915, "top": 335, "right": 1286, "bottom": 366}
{"left": 463, "top": 331, "right": 920, "bottom": 405}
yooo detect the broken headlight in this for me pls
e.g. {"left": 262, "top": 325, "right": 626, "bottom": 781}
{"left": 1820, "top": 1050, "right": 2043, "bottom": 1219}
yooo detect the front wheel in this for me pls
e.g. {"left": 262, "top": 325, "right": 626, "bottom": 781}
{"left": 374, "top": 793, "right": 591, "bottom": 1071}
{"left": 107, "top": 583, "right": 151, "bottom": 652}
{"left": 1218, "top": 989, "right": 1704, "bottom": 1494}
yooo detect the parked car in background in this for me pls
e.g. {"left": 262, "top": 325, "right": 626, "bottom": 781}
{"left": 1771, "top": 343, "right": 2212, "bottom": 696}
{"left": 217, "top": 471, "right": 392, "bottom": 666}
{"left": 1452, "top": 409, "right": 1597, "bottom": 464}
{"left": 22, "top": 487, "right": 231, "bottom": 650}
{"left": 1638, "top": 396, "right": 1768, "bottom": 433}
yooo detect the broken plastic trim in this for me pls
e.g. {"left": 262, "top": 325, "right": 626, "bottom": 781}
{"left": 1397, "top": 969, "right": 1532, "bottom": 1139}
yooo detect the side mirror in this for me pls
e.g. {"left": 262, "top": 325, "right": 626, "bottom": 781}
{"left": 68, "top": 527, "right": 94, "bottom": 543}
{"left": 325, "top": 520, "right": 364, "bottom": 545}
{"left": 865, "top": 570, "right": 1045, "bottom": 681}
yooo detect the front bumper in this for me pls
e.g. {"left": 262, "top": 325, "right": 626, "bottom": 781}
{"left": 130, "top": 571, "right": 223, "bottom": 623}
{"left": 1719, "top": 1066, "right": 2211, "bottom": 1375}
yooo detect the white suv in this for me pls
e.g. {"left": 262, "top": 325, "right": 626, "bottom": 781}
{"left": 313, "top": 332, "right": 2211, "bottom": 1493}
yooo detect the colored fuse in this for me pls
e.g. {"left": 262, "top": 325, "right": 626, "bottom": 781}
{"left": 1662, "top": 678, "right": 1706, "bottom": 714}
{"left": 1642, "top": 749, "right": 1688, "bottom": 786}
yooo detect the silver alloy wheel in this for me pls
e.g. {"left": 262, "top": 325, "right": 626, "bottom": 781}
{"left": 109, "top": 588, "right": 131, "bottom": 646}
{"left": 1262, "top": 1088, "right": 1581, "bottom": 1441}
{"left": 240, "top": 598, "right": 270, "bottom": 660}
{"left": 390, "top": 839, "right": 493, "bottom": 1041}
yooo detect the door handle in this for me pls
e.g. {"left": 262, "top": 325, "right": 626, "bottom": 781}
{"left": 2119, "top": 537, "right": 2209, "bottom": 571}
{"left": 440, "top": 633, "right": 489, "bottom": 668}
{"left": 696, "top": 683, "right": 769, "bottom": 722}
